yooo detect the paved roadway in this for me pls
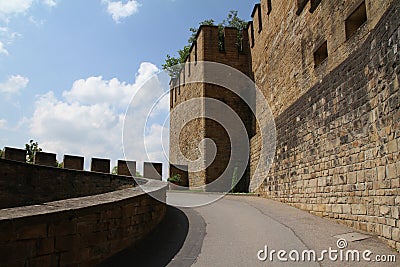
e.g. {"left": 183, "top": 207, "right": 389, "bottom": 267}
{"left": 102, "top": 192, "right": 399, "bottom": 267}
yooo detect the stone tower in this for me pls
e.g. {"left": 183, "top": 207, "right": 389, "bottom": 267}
{"left": 169, "top": 25, "right": 253, "bottom": 192}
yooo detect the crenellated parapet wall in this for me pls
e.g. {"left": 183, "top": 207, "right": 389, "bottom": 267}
{"left": 0, "top": 147, "right": 167, "bottom": 266}
{"left": 0, "top": 146, "right": 163, "bottom": 209}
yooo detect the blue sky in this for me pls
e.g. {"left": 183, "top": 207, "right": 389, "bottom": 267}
{"left": 0, "top": 0, "right": 256, "bottom": 172}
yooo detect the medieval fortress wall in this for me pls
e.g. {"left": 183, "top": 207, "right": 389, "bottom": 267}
{"left": 251, "top": 0, "right": 400, "bottom": 250}
{"left": 170, "top": 0, "right": 400, "bottom": 250}
{"left": 170, "top": 25, "right": 254, "bottom": 190}
{"left": 0, "top": 147, "right": 167, "bottom": 266}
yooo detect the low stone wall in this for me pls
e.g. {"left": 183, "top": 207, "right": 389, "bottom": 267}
{"left": 0, "top": 158, "right": 135, "bottom": 209}
{"left": 0, "top": 178, "right": 167, "bottom": 266}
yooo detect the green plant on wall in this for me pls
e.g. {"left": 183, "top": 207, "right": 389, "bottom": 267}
{"left": 57, "top": 161, "right": 63, "bottom": 168}
{"left": 111, "top": 166, "right": 143, "bottom": 177}
{"left": 167, "top": 174, "right": 182, "bottom": 185}
{"left": 25, "top": 140, "right": 42, "bottom": 164}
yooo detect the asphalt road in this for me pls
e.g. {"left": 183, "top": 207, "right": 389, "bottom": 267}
{"left": 102, "top": 192, "right": 399, "bottom": 267}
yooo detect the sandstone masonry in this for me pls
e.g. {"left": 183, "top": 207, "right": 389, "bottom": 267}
{"left": 170, "top": 0, "right": 400, "bottom": 250}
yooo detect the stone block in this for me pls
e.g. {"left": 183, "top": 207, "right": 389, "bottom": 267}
{"left": 391, "top": 206, "right": 399, "bottom": 219}
{"left": 386, "top": 164, "right": 397, "bottom": 179}
{"left": 55, "top": 235, "right": 82, "bottom": 252}
{"left": 34, "top": 151, "right": 57, "bottom": 167}
{"left": 29, "top": 255, "right": 58, "bottom": 267}
{"left": 351, "top": 204, "right": 367, "bottom": 215}
{"left": 380, "top": 206, "right": 391, "bottom": 216}
{"left": 17, "top": 224, "right": 47, "bottom": 240}
{"left": 392, "top": 228, "right": 400, "bottom": 242}
{"left": 143, "top": 162, "right": 162, "bottom": 180}
{"left": 382, "top": 225, "right": 392, "bottom": 239}
{"left": 36, "top": 238, "right": 55, "bottom": 255}
{"left": 387, "top": 139, "right": 398, "bottom": 153}
{"left": 332, "top": 204, "right": 343, "bottom": 213}
{"left": 48, "top": 220, "right": 77, "bottom": 237}
{"left": 63, "top": 155, "right": 84, "bottom": 170}
{"left": 117, "top": 160, "right": 136, "bottom": 176}
{"left": 342, "top": 205, "right": 351, "bottom": 214}
{"left": 3, "top": 147, "right": 26, "bottom": 162}
{"left": 377, "top": 166, "right": 386, "bottom": 180}
{"left": 91, "top": 158, "right": 110, "bottom": 173}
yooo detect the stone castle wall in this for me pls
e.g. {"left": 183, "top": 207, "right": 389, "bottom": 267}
{"left": 250, "top": 0, "right": 399, "bottom": 250}
{"left": 170, "top": 0, "right": 399, "bottom": 250}
{"left": 0, "top": 148, "right": 167, "bottom": 266}
{"left": 169, "top": 26, "right": 252, "bottom": 189}
{"left": 0, "top": 158, "right": 134, "bottom": 209}
{"left": 0, "top": 147, "right": 162, "bottom": 209}
{"left": 0, "top": 178, "right": 166, "bottom": 267}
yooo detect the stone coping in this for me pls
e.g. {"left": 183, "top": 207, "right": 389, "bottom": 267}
{"left": 0, "top": 177, "right": 167, "bottom": 221}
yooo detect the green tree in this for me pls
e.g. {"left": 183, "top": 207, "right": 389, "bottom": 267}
{"left": 221, "top": 10, "right": 248, "bottom": 51}
{"left": 188, "top": 19, "right": 215, "bottom": 44}
{"left": 162, "top": 19, "right": 215, "bottom": 78}
{"left": 222, "top": 10, "right": 248, "bottom": 32}
{"left": 163, "top": 45, "right": 191, "bottom": 78}
{"left": 25, "top": 140, "right": 42, "bottom": 164}
{"left": 163, "top": 11, "right": 247, "bottom": 77}
{"left": 0, "top": 148, "right": 3, "bottom": 159}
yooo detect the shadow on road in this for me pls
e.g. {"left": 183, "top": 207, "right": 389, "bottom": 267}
{"left": 99, "top": 206, "right": 191, "bottom": 267}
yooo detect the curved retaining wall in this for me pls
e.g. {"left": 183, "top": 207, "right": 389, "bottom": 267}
{"left": 0, "top": 158, "right": 136, "bottom": 209}
{"left": 0, "top": 178, "right": 167, "bottom": 266}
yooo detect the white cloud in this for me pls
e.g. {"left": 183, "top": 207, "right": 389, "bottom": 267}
{"left": 0, "top": 0, "right": 56, "bottom": 23}
{"left": 30, "top": 62, "right": 170, "bottom": 172}
{"left": 0, "top": 41, "right": 7, "bottom": 55}
{"left": 103, "top": 0, "right": 141, "bottom": 23}
{"left": 0, "top": 75, "right": 29, "bottom": 94}
{"left": 0, "top": 0, "right": 56, "bottom": 15}
{"left": 63, "top": 62, "right": 158, "bottom": 107}
{"left": 0, "top": 27, "right": 21, "bottom": 43}
{"left": 42, "top": 0, "right": 57, "bottom": 7}
{"left": 31, "top": 91, "right": 122, "bottom": 157}
{"left": 0, "top": 119, "right": 6, "bottom": 129}
{"left": 0, "top": 0, "right": 33, "bottom": 15}
{"left": 29, "top": 16, "right": 45, "bottom": 27}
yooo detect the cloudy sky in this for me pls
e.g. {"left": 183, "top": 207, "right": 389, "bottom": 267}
{"left": 0, "top": 0, "right": 254, "bottom": 173}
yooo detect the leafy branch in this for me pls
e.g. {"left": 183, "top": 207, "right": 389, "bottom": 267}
{"left": 25, "top": 140, "right": 42, "bottom": 164}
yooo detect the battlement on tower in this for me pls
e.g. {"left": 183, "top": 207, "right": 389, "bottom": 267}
{"left": 186, "top": 25, "right": 249, "bottom": 63}
{"left": 170, "top": 25, "right": 251, "bottom": 90}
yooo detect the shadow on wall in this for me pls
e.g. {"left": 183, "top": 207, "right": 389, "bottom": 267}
{"left": 100, "top": 206, "right": 205, "bottom": 267}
